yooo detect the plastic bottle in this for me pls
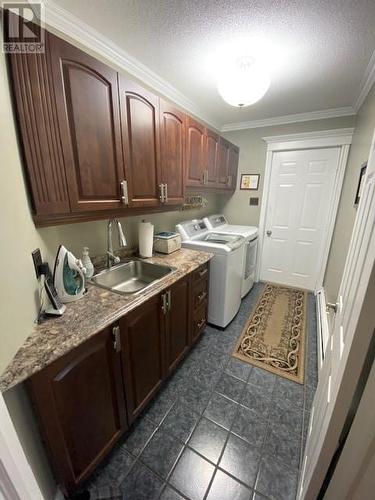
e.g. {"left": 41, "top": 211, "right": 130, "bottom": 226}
{"left": 82, "top": 247, "right": 94, "bottom": 278}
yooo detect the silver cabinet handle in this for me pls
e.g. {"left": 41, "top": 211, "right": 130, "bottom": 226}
{"left": 164, "top": 183, "right": 168, "bottom": 203}
{"left": 167, "top": 290, "right": 171, "bottom": 311}
{"left": 226, "top": 175, "right": 232, "bottom": 187}
{"left": 266, "top": 230, "right": 272, "bottom": 236}
{"left": 120, "top": 180, "right": 129, "bottom": 205}
{"left": 112, "top": 325, "right": 121, "bottom": 352}
{"left": 162, "top": 292, "right": 168, "bottom": 314}
{"left": 159, "top": 184, "right": 164, "bottom": 202}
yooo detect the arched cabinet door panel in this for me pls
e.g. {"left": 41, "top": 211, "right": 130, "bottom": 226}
{"left": 186, "top": 116, "right": 205, "bottom": 187}
{"left": 49, "top": 34, "right": 126, "bottom": 212}
{"left": 119, "top": 77, "right": 162, "bottom": 207}
{"left": 205, "top": 128, "right": 220, "bottom": 187}
{"left": 159, "top": 100, "right": 186, "bottom": 205}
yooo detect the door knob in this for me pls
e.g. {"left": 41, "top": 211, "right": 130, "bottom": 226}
{"left": 266, "top": 230, "right": 272, "bottom": 236}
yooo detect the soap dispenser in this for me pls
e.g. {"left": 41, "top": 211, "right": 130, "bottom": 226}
{"left": 82, "top": 247, "right": 94, "bottom": 278}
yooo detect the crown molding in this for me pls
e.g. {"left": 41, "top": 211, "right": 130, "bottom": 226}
{"left": 353, "top": 49, "right": 375, "bottom": 112}
{"left": 42, "top": 0, "right": 220, "bottom": 130}
{"left": 220, "top": 107, "right": 356, "bottom": 132}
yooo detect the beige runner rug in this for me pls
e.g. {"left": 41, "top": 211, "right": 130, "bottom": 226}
{"left": 233, "top": 283, "right": 306, "bottom": 384}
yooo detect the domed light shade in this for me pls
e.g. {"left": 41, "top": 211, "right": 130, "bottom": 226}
{"left": 217, "top": 56, "right": 270, "bottom": 107}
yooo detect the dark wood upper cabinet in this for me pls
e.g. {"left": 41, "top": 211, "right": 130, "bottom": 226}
{"left": 227, "top": 143, "right": 239, "bottom": 190}
{"left": 205, "top": 128, "right": 220, "bottom": 187}
{"left": 7, "top": 30, "right": 70, "bottom": 216}
{"left": 217, "top": 138, "right": 239, "bottom": 190}
{"left": 28, "top": 326, "right": 127, "bottom": 496}
{"left": 159, "top": 100, "right": 186, "bottom": 205}
{"left": 165, "top": 277, "right": 190, "bottom": 374}
{"left": 119, "top": 78, "right": 162, "bottom": 207}
{"left": 49, "top": 34, "right": 127, "bottom": 212}
{"left": 186, "top": 116, "right": 205, "bottom": 187}
{"left": 119, "top": 295, "right": 165, "bottom": 422}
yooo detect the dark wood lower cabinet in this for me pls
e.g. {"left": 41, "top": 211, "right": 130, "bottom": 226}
{"left": 27, "top": 264, "right": 209, "bottom": 496}
{"left": 28, "top": 326, "right": 127, "bottom": 496}
{"left": 165, "top": 276, "right": 190, "bottom": 374}
{"left": 119, "top": 295, "right": 165, "bottom": 423}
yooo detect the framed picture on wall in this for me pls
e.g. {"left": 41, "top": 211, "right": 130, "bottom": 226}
{"left": 240, "top": 174, "right": 260, "bottom": 190}
{"left": 354, "top": 162, "right": 367, "bottom": 205}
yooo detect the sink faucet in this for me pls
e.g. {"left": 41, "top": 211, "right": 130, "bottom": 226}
{"left": 107, "top": 219, "right": 127, "bottom": 268}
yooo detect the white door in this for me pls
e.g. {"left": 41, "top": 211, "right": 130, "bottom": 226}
{"left": 261, "top": 148, "right": 341, "bottom": 290}
{"left": 298, "top": 130, "right": 375, "bottom": 499}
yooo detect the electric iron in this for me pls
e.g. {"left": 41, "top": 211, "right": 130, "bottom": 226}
{"left": 53, "top": 245, "right": 86, "bottom": 303}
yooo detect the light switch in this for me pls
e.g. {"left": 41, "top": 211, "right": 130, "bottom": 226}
{"left": 249, "top": 197, "right": 259, "bottom": 206}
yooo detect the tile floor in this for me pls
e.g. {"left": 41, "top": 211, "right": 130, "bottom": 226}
{"left": 83, "top": 283, "right": 318, "bottom": 500}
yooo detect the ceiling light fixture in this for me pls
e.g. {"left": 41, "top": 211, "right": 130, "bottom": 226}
{"left": 217, "top": 55, "right": 270, "bottom": 107}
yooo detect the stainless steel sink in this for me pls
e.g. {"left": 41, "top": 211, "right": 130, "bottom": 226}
{"left": 90, "top": 260, "right": 175, "bottom": 295}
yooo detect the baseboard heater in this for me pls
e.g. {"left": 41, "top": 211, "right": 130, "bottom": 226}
{"left": 316, "top": 288, "right": 330, "bottom": 371}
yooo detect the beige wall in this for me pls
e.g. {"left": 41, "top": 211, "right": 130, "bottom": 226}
{"left": 222, "top": 100, "right": 375, "bottom": 302}
{"left": 0, "top": 46, "right": 220, "bottom": 498}
{"left": 324, "top": 84, "right": 375, "bottom": 301}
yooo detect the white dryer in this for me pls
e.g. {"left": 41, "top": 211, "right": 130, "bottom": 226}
{"left": 176, "top": 219, "right": 245, "bottom": 328}
{"left": 203, "top": 214, "right": 258, "bottom": 298}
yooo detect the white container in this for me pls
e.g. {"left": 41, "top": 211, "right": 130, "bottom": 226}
{"left": 138, "top": 221, "right": 154, "bottom": 258}
{"left": 154, "top": 232, "right": 181, "bottom": 254}
{"left": 82, "top": 246, "right": 94, "bottom": 278}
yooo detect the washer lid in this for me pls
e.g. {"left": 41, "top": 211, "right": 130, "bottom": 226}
{"left": 194, "top": 232, "right": 245, "bottom": 250}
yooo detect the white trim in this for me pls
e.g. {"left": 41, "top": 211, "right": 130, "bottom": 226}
{"left": 353, "top": 48, "right": 375, "bottom": 112}
{"left": 42, "top": 1, "right": 220, "bottom": 130}
{"left": 0, "top": 394, "right": 44, "bottom": 500}
{"left": 255, "top": 129, "right": 353, "bottom": 290}
{"left": 221, "top": 107, "right": 356, "bottom": 132}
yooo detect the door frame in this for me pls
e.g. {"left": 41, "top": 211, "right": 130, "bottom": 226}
{"left": 256, "top": 128, "right": 354, "bottom": 290}
{"left": 0, "top": 393, "right": 44, "bottom": 500}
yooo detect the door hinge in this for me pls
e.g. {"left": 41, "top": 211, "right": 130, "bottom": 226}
{"left": 120, "top": 180, "right": 129, "bottom": 205}
{"left": 112, "top": 325, "right": 121, "bottom": 352}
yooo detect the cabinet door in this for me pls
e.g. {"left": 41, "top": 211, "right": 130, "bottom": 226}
{"left": 227, "top": 143, "right": 239, "bottom": 190}
{"left": 119, "top": 78, "right": 162, "bottom": 207}
{"left": 205, "top": 128, "right": 220, "bottom": 187}
{"left": 217, "top": 137, "right": 231, "bottom": 188}
{"left": 7, "top": 24, "right": 70, "bottom": 216}
{"left": 119, "top": 295, "right": 165, "bottom": 422}
{"left": 165, "top": 277, "right": 190, "bottom": 374}
{"left": 49, "top": 35, "right": 127, "bottom": 212}
{"left": 186, "top": 116, "right": 205, "bottom": 187}
{"left": 159, "top": 100, "right": 186, "bottom": 205}
{"left": 28, "top": 327, "right": 127, "bottom": 495}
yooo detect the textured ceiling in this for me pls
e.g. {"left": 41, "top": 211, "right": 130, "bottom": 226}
{"left": 49, "top": 0, "right": 375, "bottom": 127}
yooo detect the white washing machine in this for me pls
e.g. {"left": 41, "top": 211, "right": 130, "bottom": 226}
{"left": 203, "top": 214, "right": 258, "bottom": 298}
{"left": 176, "top": 219, "right": 245, "bottom": 328}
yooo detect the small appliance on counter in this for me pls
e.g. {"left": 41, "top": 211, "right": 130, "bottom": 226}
{"left": 153, "top": 231, "right": 182, "bottom": 254}
{"left": 138, "top": 220, "right": 154, "bottom": 258}
{"left": 53, "top": 245, "right": 86, "bottom": 303}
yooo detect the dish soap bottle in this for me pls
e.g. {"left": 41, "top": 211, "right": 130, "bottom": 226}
{"left": 82, "top": 247, "right": 94, "bottom": 278}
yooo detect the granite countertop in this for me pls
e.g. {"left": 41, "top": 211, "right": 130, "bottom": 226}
{"left": 0, "top": 249, "right": 213, "bottom": 392}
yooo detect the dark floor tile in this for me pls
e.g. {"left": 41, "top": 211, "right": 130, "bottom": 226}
{"left": 268, "top": 398, "right": 303, "bottom": 436}
{"left": 206, "top": 469, "right": 253, "bottom": 500}
{"left": 159, "top": 485, "right": 185, "bottom": 499}
{"left": 255, "top": 457, "right": 298, "bottom": 500}
{"left": 304, "top": 385, "right": 315, "bottom": 410}
{"left": 303, "top": 411, "right": 311, "bottom": 438}
{"left": 89, "top": 447, "right": 134, "bottom": 489}
{"left": 219, "top": 434, "right": 261, "bottom": 487}
{"left": 161, "top": 401, "right": 200, "bottom": 443}
{"left": 89, "top": 485, "right": 122, "bottom": 499}
{"left": 216, "top": 373, "right": 246, "bottom": 402}
{"left": 192, "top": 364, "right": 222, "bottom": 389}
{"left": 122, "top": 417, "right": 157, "bottom": 457}
{"left": 232, "top": 406, "right": 268, "bottom": 448}
{"left": 120, "top": 462, "right": 163, "bottom": 500}
{"left": 273, "top": 377, "right": 304, "bottom": 407}
{"left": 144, "top": 387, "right": 176, "bottom": 424}
{"left": 248, "top": 367, "right": 276, "bottom": 395}
{"left": 225, "top": 357, "right": 253, "bottom": 381}
{"left": 263, "top": 423, "right": 301, "bottom": 469}
{"left": 188, "top": 417, "right": 228, "bottom": 464}
{"left": 242, "top": 384, "right": 272, "bottom": 419}
{"left": 179, "top": 381, "right": 212, "bottom": 414}
{"left": 140, "top": 428, "right": 183, "bottom": 478}
{"left": 252, "top": 492, "right": 271, "bottom": 500}
{"left": 169, "top": 448, "right": 215, "bottom": 500}
{"left": 204, "top": 392, "right": 239, "bottom": 430}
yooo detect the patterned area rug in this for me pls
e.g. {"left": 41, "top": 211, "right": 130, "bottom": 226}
{"left": 233, "top": 283, "right": 306, "bottom": 384}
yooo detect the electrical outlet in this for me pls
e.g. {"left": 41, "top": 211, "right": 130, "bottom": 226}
{"left": 31, "top": 248, "right": 43, "bottom": 278}
{"left": 249, "top": 197, "right": 259, "bottom": 206}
